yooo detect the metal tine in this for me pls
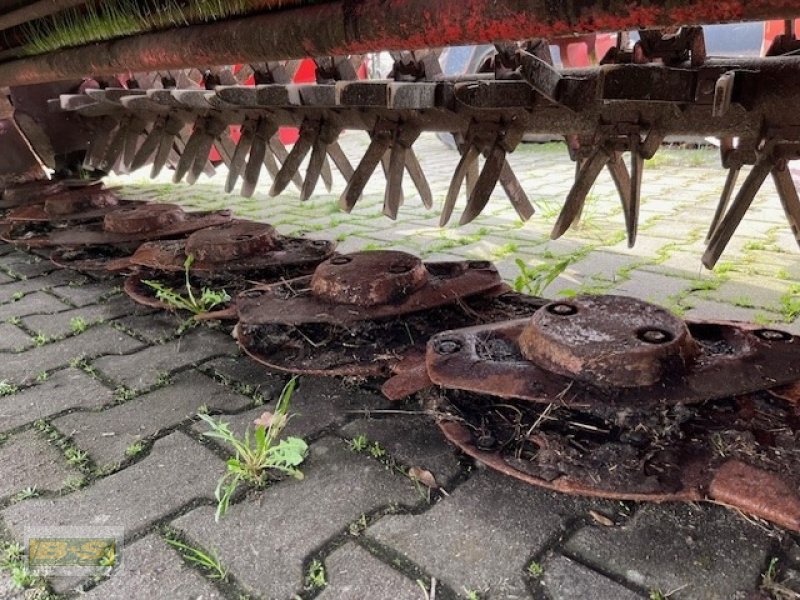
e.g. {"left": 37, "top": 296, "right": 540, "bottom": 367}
{"left": 460, "top": 144, "right": 506, "bottom": 225}
{"left": 498, "top": 161, "right": 534, "bottom": 222}
{"left": 83, "top": 117, "right": 117, "bottom": 170}
{"left": 606, "top": 152, "right": 634, "bottom": 245}
{"left": 242, "top": 119, "right": 275, "bottom": 198}
{"left": 452, "top": 133, "right": 478, "bottom": 198}
{"left": 122, "top": 116, "right": 148, "bottom": 169}
{"left": 340, "top": 132, "right": 392, "bottom": 212}
{"left": 379, "top": 149, "right": 403, "bottom": 206}
{"left": 270, "top": 127, "right": 314, "bottom": 196}
{"left": 268, "top": 137, "right": 304, "bottom": 192}
{"left": 131, "top": 115, "right": 166, "bottom": 171}
{"left": 707, "top": 167, "right": 740, "bottom": 241}
{"left": 628, "top": 139, "right": 644, "bottom": 247}
{"left": 405, "top": 148, "right": 433, "bottom": 209}
{"left": 703, "top": 155, "right": 774, "bottom": 269}
{"left": 771, "top": 162, "right": 800, "bottom": 248}
{"left": 97, "top": 115, "right": 132, "bottom": 172}
{"left": 320, "top": 155, "right": 334, "bottom": 192}
{"left": 187, "top": 117, "right": 229, "bottom": 184}
{"left": 441, "top": 143, "right": 479, "bottom": 226}
{"left": 301, "top": 135, "right": 329, "bottom": 201}
{"left": 226, "top": 117, "right": 256, "bottom": 193}
{"left": 152, "top": 116, "right": 187, "bottom": 178}
{"left": 173, "top": 118, "right": 207, "bottom": 183}
{"left": 551, "top": 146, "right": 609, "bottom": 239}
{"left": 384, "top": 143, "right": 407, "bottom": 219}
{"left": 213, "top": 133, "right": 236, "bottom": 168}
{"left": 327, "top": 141, "right": 355, "bottom": 181}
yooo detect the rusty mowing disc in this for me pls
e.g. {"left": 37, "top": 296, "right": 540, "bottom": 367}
{"left": 50, "top": 244, "right": 140, "bottom": 273}
{"left": 234, "top": 251, "right": 545, "bottom": 377}
{"left": 0, "top": 179, "right": 103, "bottom": 210}
{"left": 1, "top": 204, "right": 233, "bottom": 248}
{"left": 426, "top": 295, "right": 800, "bottom": 410}
{"left": 430, "top": 388, "right": 800, "bottom": 532}
{"left": 5, "top": 187, "right": 139, "bottom": 223}
{"left": 129, "top": 221, "right": 336, "bottom": 274}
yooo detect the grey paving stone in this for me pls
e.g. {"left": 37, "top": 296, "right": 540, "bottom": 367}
{"left": 0, "top": 368, "right": 115, "bottom": 432}
{"left": 0, "top": 430, "right": 79, "bottom": 499}
{"left": 612, "top": 271, "right": 695, "bottom": 304}
{"left": 0, "top": 325, "right": 142, "bottom": 384}
{"left": 49, "top": 282, "right": 116, "bottom": 307}
{"left": 341, "top": 416, "right": 462, "bottom": 486}
{"left": 202, "top": 356, "right": 290, "bottom": 399}
{"left": 0, "top": 323, "right": 32, "bottom": 351}
{"left": 368, "top": 469, "right": 601, "bottom": 599}
{"left": 172, "top": 437, "right": 420, "bottom": 599}
{"left": 82, "top": 534, "right": 223, "bottom": 600}
{"left": 112, "top": 312, "right": 185, "bottom": 344}
{"left": 2, "top": 432, "right": 222, "bottom": 539}
{"left": 21, "top": 295, "right": 136, "bottom": 339}
{"left": 53, "top": 371, "right": 250, "bottom": 466}
{"left": 0, "top": 291, "right": 70, "bottom": 321}
{"left": 540, "top": 554, "right": 643, "bottom": 600}
{"left": 0, "top": 574, "right": 25, "bottom": 599}
{"left": 92, "top": 326, "right": 236, "bottom": 390}
{"left": 564, "top": 503, "right": 772, "bottom": 599}
{"left": 683, "top": 299, "right": 782, "bottom": 324}
{"left": 317, "top": 543, "right": 421, "bottom": 600}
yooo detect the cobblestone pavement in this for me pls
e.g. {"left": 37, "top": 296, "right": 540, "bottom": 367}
{"left": 1, "top": 134, "right": 800, "bottom": 600}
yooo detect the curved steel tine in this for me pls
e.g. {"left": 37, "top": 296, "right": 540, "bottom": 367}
{"left": 301, "top": 136, "right": 329, "bottom": 201}
{"left": 268, "top": 137, "right": 304, "bottom": 192}
{"left": 83, "top": 117, "right": 116, "bottom": 169}
{"left": 327, "top": 141, "right": 355, "bottom": 182}
{"left": 225, "top": 118, "right": 256, "bottom": 193}
{"left": 123, "top": 116, "right": 148, "bottom": 169}
{"left": 384, "top": 144, "right": 406, "bottom": 219}
{"left": 242, "top": 119, "right": 276, "bottom": 198}
{"left": 605, "top": 152, "right": 634, "bottom": 246}
{"left": 703, "top": 155, "right": 773, "bottom": 269}
{"left": 551, "top": 146, "right": 608, "bottom": 239}
{"left": 151, "top": 116, "right": 184, "bottom": 178}
{"left": 466, "top": 152, "right": 479, "bottom": 198}
{"left": 707, "top": 167, "right": 740, "bottom": 241}
{"left": 460, "top": 144, "right": 506, "bottom": 225}
{"left": 771, "top": 162, "right": 800, "bottom": 248}
{"left": 498, "top": 160, "right": 534, "bottom": 222}
{"left": 213, "top": 133, "right": 236, "bottom": 168}
{"left": 441, "top": 144, "right": 479, "bottom": 226}
{"left": 271, "top": 122, "right": 316, "bottom": 196}
{"left": 173, "top": 120, "right": 206, "bottom": 183}
{"left": 628, "top": 140, "right": 644, "bottom": 247}
{"left": 405, "top": 148, "right": 433, "bottom": 209}
{"left": 339, "top": 134, "right": 391, "bottom": 212}
{"left": 130, "top": 115, "right": 165, "bottom": 172}
{"left": 187, "top": 130, "right": 217, "bottom": 184}
{"left": 320, "top": 155, "right": 334, "bottom": 192}
{"left": 97, "top": 116, "right": 130, "bottom": 172}
{"left": 380, "top": 149, "right": 403, "bottom": 205}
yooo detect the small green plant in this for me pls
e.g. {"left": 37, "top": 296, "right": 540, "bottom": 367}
{"left": 155, "top": 371, "right": 172, "bottom": 386}
{"left": 70, "top": 316, "right": 88, "bottom": 333}
{"left": 527, "top": 561, "right": 544, "bottom": 578}
{"left": 62, "top": 474, "right": 87, "bottom": 491}
{"left": 649, "top": 590, "right": 667, "bottom": 600}
{"left": 199, "top": 377, "right": 308, "bottom": 520}
{"left": 32, "top": 332, "right": 48, "bottom": 347}
{"left": 369, "top": 441, "right": 386, "bottom": 459}
{"left": 35, "top": 370, "right": 48, "bottom": 382}
{"left": 12, "top": 291, "right": 24, "bottom": 301}
{"left": 6, "top": 316, "right": 21, "bottom": 326}
{"left": 1, "top": 542, "right": 36, "bottom": 589}
{"left": 348, "top": 513, "right": 368, "bottom": 536}
{"left": 306, "top": 559, "right": 326, "bottom": 588}
{"left": 348, "top": 434, "right": 369, "bottom": 453}
{"left": 64, "top": 447, "right": 88, "bottom": 466}
{"left": 165, "top": 538, "right": 228, "bottom": 581}
{"left": 142, "top": 255, "right": 230, "bottom": 316}
{"left": 0, "top": 380, "right": 18, "bottom": 396}
{"left": 513, "top": 256, "right": 573, "bottom": 296}
{"left": 125, "top": 441, "right": 146, "bottom": 458}
{"left": 97, "top": 543, "right": 117, "bottom": 569}
{"left": 12, "top": 486, "right": 39, "bottom": 502}
{"left": 114, "top": 386, "right": 136, "bottom": 401}
{"left": 781, "top": 284, "right": 800, "bottom": 322}
{"left": 463, "top": 589, "right": 482, "bottom": 600}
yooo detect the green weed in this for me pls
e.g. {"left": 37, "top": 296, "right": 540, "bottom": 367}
{"left": 143, "top": 255, "right": 230, "bottom": 316}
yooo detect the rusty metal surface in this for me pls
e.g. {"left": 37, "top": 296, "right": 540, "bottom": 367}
{"left": 0, "top": 0, "right": 798, "bottom": 87}
{"left": 129, "top": 221, "right": 335, "bottom": 274}
{"left": 1, "top": 179, "right": 66, "bottom": 208}
{"left": 12, "top": 205, "right": 233, "bottom": 247}
{"left": 235, "top": 290, "right": 545, "bottom": 378}
{"left": 5, "top": 187, "right": 134, "bottom": 222}
{"left": 426, "top": 295, "right": 800, "bottom": 409}
{"left": 236, "top": 251, "right": 504, "bottom": 326}
{"left": 49, "top": 245, "right": 137, "bottom": 273}
{"left": 431, "top": 388, "right": 800, "bottom": 532}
